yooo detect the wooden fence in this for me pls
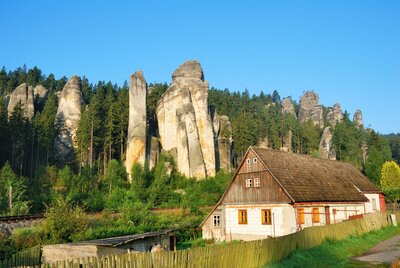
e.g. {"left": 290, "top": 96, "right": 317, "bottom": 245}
{"left": 0, "top": 245, "right": 41, "bottom": 268}
{"left": 1, "top": 212, "right": 395, "bottom": 268}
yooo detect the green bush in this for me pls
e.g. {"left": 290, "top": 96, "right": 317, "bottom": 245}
{"left": 44, "top": 198, "right": 88, "bottom": 243}
{"left": 12, "top": 226, "right": 44, "bottom": 249}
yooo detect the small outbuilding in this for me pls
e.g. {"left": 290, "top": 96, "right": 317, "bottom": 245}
{"left": 42, "top": 229, "right": 176, "bottom": 263}
{"left": 201, "top": 147, "right": 386, "bottom": 241}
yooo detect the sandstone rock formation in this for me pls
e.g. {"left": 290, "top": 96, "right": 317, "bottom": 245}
{"left": 125, "top": 71, "right": 147, "bottom": 178}
{"left": 298, "top": 91, "right": 324, "bottom": 128}
{"left": 7, "top": 83, "right": 34, "bottom": 119}
{"left": 148, "top": 136, "right": 160, "bottom": 170}
{"left": 157, "top": 60, "right": 216, "bottom": 178}
{"left": 281, "top": 98, "right": 296, "bottom": 118}
{"left": 258, "top": 136, "right": 269, "bottom": 149}
{"left": 319, "top": 127, "right": 336, "bottom": 160}
{"left": 327, "top": 103, "right": 343, "bottom": 127}
{"left": 54, "top": 76, "right": 82, "bottom": 163}
{"left": 280, "top": 131, "right": 292, "bottom": 152}
{"left": 33, "top": 85, "right": 49, "bottom": 101}
{"left": 353, "top": 109, "right": 363, "bottom": 128}
{"left": 211, "top": 107, "right": 233, "bottom": 173}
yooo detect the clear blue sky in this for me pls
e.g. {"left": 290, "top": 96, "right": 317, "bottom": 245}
{"left": 1, "top": 0, "right": 399, "bottom": 134}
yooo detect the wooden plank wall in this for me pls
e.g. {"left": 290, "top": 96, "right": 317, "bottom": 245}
{"left": 222, "top": 150, "right": 290, "bottom": 204}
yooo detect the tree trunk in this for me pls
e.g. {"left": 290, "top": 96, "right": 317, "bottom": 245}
{"left": 90, "top": 118, "right": 94, "bottom": 169}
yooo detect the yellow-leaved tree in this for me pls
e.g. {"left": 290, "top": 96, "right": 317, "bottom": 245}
{"left": 380, "top": 161, "right": 400, "bottom": 190}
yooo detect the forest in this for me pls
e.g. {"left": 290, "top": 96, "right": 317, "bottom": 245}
{"left": 0, "top": 65, "right": 399, "bottom": 258}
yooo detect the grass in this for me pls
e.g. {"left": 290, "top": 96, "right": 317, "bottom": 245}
{"left": 266, "top": 226, "right": 400, "bottom": 268}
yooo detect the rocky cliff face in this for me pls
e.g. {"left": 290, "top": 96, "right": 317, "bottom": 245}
{"left": 327, "top": 103, "right": 343, "bottom": 127}
{"left": 7, "top": 83, "right": 34, "bottom": 119}
{"left": 156, "top": 61, "right": 216, "bottom": 178}
{"left": 211, "top": 107, "right": 233, "bottom": 173}
{"left": 125, "top": 71, "right": 147, "bottom": 178}
{"left": 281, "top": 98, "right": 296, "bottom": 117}
{"left": 353, "top": 109, "right": 363, "bottom": 128}
{"left": 319, "top": 127, "right": 336, "bottom": 160}
{"left": 33, "top": 85, "right": 49, "bottom": 102}
{"left": 54, "top": 76, "right": 82, "bottom": 163}
{"left": 298, "top": 91, "right": 324, "bottom": 128}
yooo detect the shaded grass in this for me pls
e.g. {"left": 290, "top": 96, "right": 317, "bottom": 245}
{"left": 266, "top": 226, "right": 400, "bottom": 268}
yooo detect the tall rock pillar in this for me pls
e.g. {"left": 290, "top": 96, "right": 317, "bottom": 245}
{"left": 125, "top": 71, "right": 147, "bottom": 179}
{"left": 54, "top": 76, "right": 82, "bottom": 163}
{"left": 156, "top": 60, "right": 216, "bottom": 179}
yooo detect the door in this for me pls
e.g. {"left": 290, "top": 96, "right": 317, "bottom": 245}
{"left": 379, "top": 194, "right": 386, "bottom": 212}
{"left": 325, "top": 206, "right": 330, "bottom": 225}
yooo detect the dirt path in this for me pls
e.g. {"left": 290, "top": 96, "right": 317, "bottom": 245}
{"left": 353, "top": 235, "right": 400, "bottom": 265}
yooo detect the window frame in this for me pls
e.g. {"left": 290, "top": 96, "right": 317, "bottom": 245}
{"left": 312, "top": 208, "right": 320, "bottom": 223}
{"left": 254, "top": 178, "right": 260, "bottom": 187}
{"left": 245, "top": 178, "right": 253, "bottom": 188}
{"left": 297, "top": 208, "right": 305, "bottom": 224}
{"left": 213, "top": 214, "right": 221, "bottom": 227}
{"left": 372, "top": 198, "right": 377, "bottom": 210}
{"left": 253, "top": 158, "right": 257, "bottom": 164}
{"left": 238, "top": 209, "right": 248, "bottom": 224}
{"left": 246, "top": 159, "right": 250, "bottom": 165}
{"left": 261, "top": 209, "right": 272, "bottom": 225}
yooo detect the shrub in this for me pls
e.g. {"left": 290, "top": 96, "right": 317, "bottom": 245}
{"left": 44, "top": 198, "right": 88, "bottom": 243}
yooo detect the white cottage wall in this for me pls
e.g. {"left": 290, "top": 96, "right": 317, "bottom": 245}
{"left": 224, "top": 204, "right": 296, "bottom": 241}
{"left": 364, "top": 193, "right": 381, "bottom": 213}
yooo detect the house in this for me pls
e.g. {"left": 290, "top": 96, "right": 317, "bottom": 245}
{"left": 42, "top": 229, "right": 176, "bottom": 263}
{"left": 201, "top": 147, "right": 385, "bottom": 241}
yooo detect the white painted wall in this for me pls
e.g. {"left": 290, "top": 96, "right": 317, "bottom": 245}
{"left": 364, "top": 193, "right": 381, "bottom": 213}
{"left": 224, "top": 205, "right": 296, "bottom": 241}
{"left": 203, "top": 197, "right": 382, "bottom": 241}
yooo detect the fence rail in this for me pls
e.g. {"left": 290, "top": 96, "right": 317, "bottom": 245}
{"left": 1, "top": 212, "right": 397, "bottom": 268}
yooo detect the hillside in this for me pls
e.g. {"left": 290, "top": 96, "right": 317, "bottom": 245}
{"left": 0, "top": 62, "right": 396, "bottom": 216}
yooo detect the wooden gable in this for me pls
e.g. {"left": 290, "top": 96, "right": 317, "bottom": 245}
{"left": 221, "top": 149, "right": 291, "bottom": 204}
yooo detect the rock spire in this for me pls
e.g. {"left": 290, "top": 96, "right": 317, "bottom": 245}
{"left": 125, "top": 71, "right": 147, "bottom": 178}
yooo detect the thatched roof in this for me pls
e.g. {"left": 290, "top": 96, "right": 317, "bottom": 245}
{"left": 253, "top": 148, "right": 380, "bottom": 202}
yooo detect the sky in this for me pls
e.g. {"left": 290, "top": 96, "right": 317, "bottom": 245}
{"left": 1, "top": 0, "right": 399, "bottom": 134}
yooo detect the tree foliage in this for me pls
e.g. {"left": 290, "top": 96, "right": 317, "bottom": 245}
{"left": 380, "top": 161, "right": 400, "bottom": 190}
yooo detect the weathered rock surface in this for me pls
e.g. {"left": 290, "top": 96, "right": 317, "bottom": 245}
{"left": 319, "top": 127, "right": 336, "bottom": 160}
{"left": 353, "top": 109, "right": 363, "bottom": 128}
{"left": 258, "top": 136, "right": 269, "bottom": 149}
{"left": 211, "top": 107, "right": 233, "bottom": 173}
{"left": 280, "top": 131, "right": 292, "bottom": 152}
{"left": 157, "top": 60, "right": 216, "bottom": 178}
{"left": 33, "top": 85, "right": 49, "bottom": 101}
{"left": 327, "top": 103, "right": 343, "bottom": 127}
{"left": 7, "top": 83, "right": 34, "bottom": 119}
{"left": 298, "top": 91, "right": 324, "bottom": 128}
{"left": 54, "top": 76, "right": 82, "bottom": 163}
{"left": 281, "top": 98, "right": 296, "bottom": 117}
{"left": 148, "top": 136, "right": 160, "bottom": 170}
{"left": 125, "top": 71, "right": 147, "bottom": 178}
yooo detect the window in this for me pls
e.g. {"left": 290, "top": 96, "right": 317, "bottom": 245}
{"left": 253, "top": 158, "right": 257, "bottom": 163}
{"left": 297, "top": 208, "right": 305, "bottom": 224}
{"left": 238, "top": 210, "right": 248, "bottom": 224}
{"left": 312, "top": 208, "right": 320, "bottom": 223}
{"left": 372, "top": 198, "right": 377, "bottom": 210}
{"left": 246, "top": 159, "right": 250, "bottom": 164}
{"left": 245, "top": 178, "right": 253, "bottom": 188}
{"left": 213, "top": 215, "right": 221, "bottom": 227}
{"left": 261, "top": 209, "right": 272, "bottom": 225}
{"left": 254, "top": 178, "right": 260, "bottom": 187}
